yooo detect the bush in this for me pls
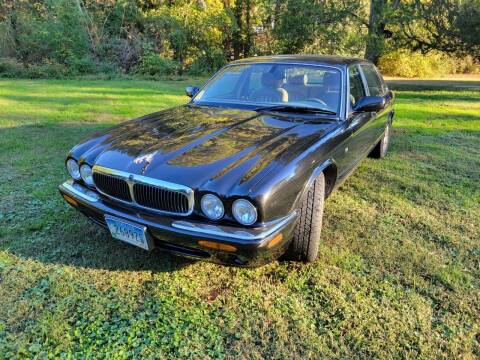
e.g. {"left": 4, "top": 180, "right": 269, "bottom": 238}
{"left": 134, "top": 53, "right": 179, "bottom": 76}
{"left": 454, "top": 55, "right": 480, "bottom": 74}
{"left": 0, "top": 56, "right": 138, "bottom": 79}
{"left": 0, "top": 59, "right": 72, "bottom": 79}
{"left": 0, "top": 58, "right": 25, "bottom": 77}
{"left": 66, "top": 56, "right": 98, "bottom": 75}
{"left": 187, "top": 50, "right": 226, "bottom": 76}
{"left": 24, "top": 62, "right": 70, "bottom": 78}
{"left": 378, "top": 50, "right": 456, "bottom": 78}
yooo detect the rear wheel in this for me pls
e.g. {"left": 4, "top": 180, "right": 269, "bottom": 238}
{"left": 369, "top": 123, "right": 391, "bottom": 159}
{"left": 287, "top": 172, "right": 325, "bottom": 262}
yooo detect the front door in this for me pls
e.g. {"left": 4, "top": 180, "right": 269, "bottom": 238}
{"left": 360, "top": 63, "right": 390, "bottom": 143}
{"left": 335, "top": 65, "right": 371, "bottom": 178}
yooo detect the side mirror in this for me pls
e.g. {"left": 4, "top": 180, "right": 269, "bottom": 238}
{"left": 185, "top": 86, "right": 200, "bottom": 98}
{"left": 353, "top": 96, "right": 386, "bottom": 112}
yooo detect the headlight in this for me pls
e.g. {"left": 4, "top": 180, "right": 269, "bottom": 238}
{"left": 80, "top": 164, "right": 94, "bottom": 186}
{"left": 66, "top": 159, "right": 81, "bottom": 180}
{"left": 232, "top": 199, "right": 257, "bottom": 225}
{"left": 201, "top": 194, "right": 224, "bottom": 220}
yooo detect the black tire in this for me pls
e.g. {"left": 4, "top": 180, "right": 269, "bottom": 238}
{"left": 287, "top": 172, "right": 325, "bottom": 262}
{"left": 369, "top": 122, "right": 391, "bottom": 159}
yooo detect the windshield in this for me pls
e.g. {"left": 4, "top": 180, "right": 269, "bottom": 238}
{"left": 194, "top": 63, "right": 342, "bottom": 114}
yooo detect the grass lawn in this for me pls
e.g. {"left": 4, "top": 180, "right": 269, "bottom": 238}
{"left": 0, "top": 79, "right": 479, "bottom": 358}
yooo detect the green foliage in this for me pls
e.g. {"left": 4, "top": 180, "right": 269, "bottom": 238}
{"left": 0, "top": 0, "right": 479, "bottom": 78}
{"left": 143, "top": 1, "right": 231, "bottom": 71}
{"left": 394, "top": 0, "right": 480, "bottom": 61}
{"left": 274, "top": 0, "right": 364, "bottom": 56}
{"left": 14, "top": 0, "right": 90, "bottom": 65}
{"left": 0, "top": 58, "right": 25, "bottom": 77}
{"left": 24, "top": 61, "right": 70, "bottom": 78}
{"left": 135, "top": 53, "right": 179, "bottom": 76}
{"left": 187, "top": 49, "right": 226, "bottom": 75}
{"left": 454, "top": 55, "right": 480, "bottom": 74}
{"left": 379, "top": 50, "right": 458, "bottom": 78}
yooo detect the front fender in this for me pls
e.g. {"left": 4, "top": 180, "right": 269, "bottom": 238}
{"left": 292, "top": 159, "right": 337, "bottom": 212}
{"left": 250, "top": 155, "right": 337, "bottom": 224}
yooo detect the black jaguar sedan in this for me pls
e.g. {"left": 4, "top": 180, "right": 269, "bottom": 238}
{"left": 59, "top": 55, "right": 394, "bottom": 266}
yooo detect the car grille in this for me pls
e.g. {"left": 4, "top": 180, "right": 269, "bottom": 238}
{"left": 134, "top": 183, "right": 190, "bottom": 214}
{"left": 92, "top": 168, "right": 193, "bottom": 215}
{"left": 93, "top": 172, "right": 132, "bottom": 202}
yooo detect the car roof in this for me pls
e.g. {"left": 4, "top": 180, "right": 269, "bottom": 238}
{"left": 230, "top": 54, "right": 368, "bottom": 67}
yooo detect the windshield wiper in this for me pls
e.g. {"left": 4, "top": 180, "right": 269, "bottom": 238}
{"left": 254, "top": 105, "right": 336, "bottom": 115}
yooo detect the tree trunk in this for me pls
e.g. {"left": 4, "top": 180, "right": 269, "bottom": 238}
{"left": 232, "top": 0, "right": 244, "bottom": 59}
{"left": 7, "top": 0, "right": 21, "bottom": 61}
{"left": 364, "top": 0, "right": 385, "bottom": 64}
{"left": 244, "top": 0, "right": 252, "bottom": 56}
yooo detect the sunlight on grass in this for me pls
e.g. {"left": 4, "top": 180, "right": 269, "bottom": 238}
{"left": 0, "top": 79, "right": 479, "bottom": 358}
{"left": 0, "top": 79, "right": 193, "bottom": 127}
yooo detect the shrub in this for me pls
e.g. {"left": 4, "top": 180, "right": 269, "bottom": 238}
{"left": 23, "top": 62, "right": 70, "bottom": 78}
{"left": 454, "top": 55, "right": 480, "bottom": 74}
{"left": 0, "top": 56, "right": 127, "bottom": 79}
{"left": 378, "top": 50, "right": 456, "bottom": 78}
{"left": 66, "top": 56, "right": 98, "bottom": 75}
{"left": 134, "top": 53, "right": 179, "bottom": 76}
{"left": 187, "top": 50, "right": 226, "bottom": 76}
{"left": 0, "top": 58, "right": 25, "bottom": 77}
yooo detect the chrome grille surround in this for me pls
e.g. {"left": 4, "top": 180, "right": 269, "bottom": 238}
{"left": 92, "top": 165, "right": 194, "bottom": 216}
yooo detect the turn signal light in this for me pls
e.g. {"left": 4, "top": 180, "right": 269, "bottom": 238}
{"left": 63, "top": 194, "right": 78, "bottom": 206}
{"left": 198, "top": 240, "right": 237, "bottom": 252}
{"left": 267, "top": 234, "right": 283, "bottom": 248}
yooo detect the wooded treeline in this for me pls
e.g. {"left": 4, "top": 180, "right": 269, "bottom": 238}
{"left": 0, "top": 0, "right": 479, "bottom": 77}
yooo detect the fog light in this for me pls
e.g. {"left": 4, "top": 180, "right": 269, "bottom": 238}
{"left": 232, "top": 199, "right": 257, "bottom": 225}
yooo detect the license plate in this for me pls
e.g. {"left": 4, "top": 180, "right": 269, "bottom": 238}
{"left": 105, "top": 216, "right": 152, "bottom": 250}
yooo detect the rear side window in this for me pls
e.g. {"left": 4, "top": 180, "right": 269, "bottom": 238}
{"left": 348, "top": 66, "right": 366, "bottom": 106}
{"left": 361, "top": 64, "right": 386, "bottom": 96}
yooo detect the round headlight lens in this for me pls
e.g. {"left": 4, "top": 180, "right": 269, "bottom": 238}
{"left": 201, "top": 194, "right": 224, "bottom": 220}
{"left": 80, "top": 164, "right": 94, "bottom": 186}
{"left": 232, "top": 199, "right": 257, "bottom": 225}
{"left": 66, "top": 159, "right": 81, "bottom": 180}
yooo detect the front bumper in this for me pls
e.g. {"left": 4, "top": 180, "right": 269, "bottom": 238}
{"left": 59, "top": 179, "right": 298, "bottom": 266}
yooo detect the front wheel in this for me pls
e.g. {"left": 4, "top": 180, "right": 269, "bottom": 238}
{"left": 369, "top": 123, "right": 391, "bottom": 159}
{"left": 287, "top": 172, "right": 325, "bottom": 262}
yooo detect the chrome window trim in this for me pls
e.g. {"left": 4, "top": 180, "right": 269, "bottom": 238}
{"left": 92, "top": 165, "right": 194, "bottom": 216}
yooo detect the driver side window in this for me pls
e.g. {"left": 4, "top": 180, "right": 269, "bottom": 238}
{"left": 348, "top": 66, "right": 366, "bottom": 108}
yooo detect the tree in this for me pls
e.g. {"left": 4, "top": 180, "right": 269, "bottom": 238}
{"left": 364, "top": 0, "right": 480, "bottom": 63}
{"left": 364, "top": 0, "right": 399, "bottom": 64}
{"left": 397, "top": 0, "right": 480, "bottom": 60}
{"left": 273, "top": 0, "right": 365, "bottom": 56}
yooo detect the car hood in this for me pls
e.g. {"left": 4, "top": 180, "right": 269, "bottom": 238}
{"left": 71, "top": 105, "right": 337, "bottom": 195}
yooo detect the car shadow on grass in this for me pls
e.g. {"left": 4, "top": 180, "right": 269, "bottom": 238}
{"left": 0, "top": 122, "right": 196, "bottom": 273}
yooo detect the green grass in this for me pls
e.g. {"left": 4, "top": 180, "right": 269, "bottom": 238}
{"left": 0, "top": 79, "right": 479, "bottom": 358}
